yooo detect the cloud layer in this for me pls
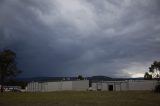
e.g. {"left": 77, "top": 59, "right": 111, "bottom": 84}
{"left": 0, "top": 0, "right": 160, "bottom": 77}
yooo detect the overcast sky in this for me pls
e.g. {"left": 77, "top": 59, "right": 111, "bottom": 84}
{"left": 0, "top": 0, "right": 160, "bottom": 78}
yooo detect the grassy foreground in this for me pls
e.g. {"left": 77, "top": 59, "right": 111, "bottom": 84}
{"left": 0, "top": 91, "right": 160, "bottom": 106}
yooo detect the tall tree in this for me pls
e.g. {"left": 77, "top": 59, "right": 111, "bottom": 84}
{"left": 0, "top": 49, "right": 21, "bottom": 92}
{"left": 149, "top": 61, "right": 160, "bottom": 79}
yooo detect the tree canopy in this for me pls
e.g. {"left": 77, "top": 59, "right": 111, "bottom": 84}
{"left": 144, "top": 72, "right": 152, "bottom": 80}
{"left": 144, "top": 61, "right": 160, "bottom": 80}
{"left": 77, "top": 75, "right": 84, "bottom": 80}
{"left": 149, "top": 61, "right": 160, "bottom": 78}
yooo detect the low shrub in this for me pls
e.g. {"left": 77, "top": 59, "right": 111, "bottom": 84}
{"left": 154, "top": 82, "right": 160, "bottom": 93}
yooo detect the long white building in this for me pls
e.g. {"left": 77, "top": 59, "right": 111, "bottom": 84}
{"left": 27, "top": 80, "right": 89, "bottom": 92}
{"left": 26, "top": 80, "right": 158, "bottom": 92}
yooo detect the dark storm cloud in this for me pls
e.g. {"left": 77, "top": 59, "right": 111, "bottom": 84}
{"left": 0, "top": 0, "right": 160, "bottom": 77}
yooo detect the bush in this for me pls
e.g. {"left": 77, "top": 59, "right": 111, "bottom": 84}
{"left": 154, "top": 82, "right": 160, "bottom": 93}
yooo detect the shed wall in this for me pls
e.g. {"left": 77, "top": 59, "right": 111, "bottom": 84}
{"left": 128, "top": 80, "right": 156, "bottom": 90}
{"left": 45, "top": 82, "right": 60, "bottom": 91}
{"left": 92, "top": 82, "right": 127, "bottom": 91}
{"left": 72, "top": 80, "right": 89, "bottom": 91}
{"left": 27, "top": 80, "right": 89, "bottom": 92}
{"left": 61, "top": 81, "right": 72, "bottom": 91}
{"left": 91, "top": 80, "right": 157, "bottom": 91}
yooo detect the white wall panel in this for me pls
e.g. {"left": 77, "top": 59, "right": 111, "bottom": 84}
{"left": 72, "top": 80, "right": 89, "bottom": 91}
{"left": 128, "top": 80, "right": 156, "bottom": 91}
{"left": 61, "top": 81, "right": 72, "bottom": 90}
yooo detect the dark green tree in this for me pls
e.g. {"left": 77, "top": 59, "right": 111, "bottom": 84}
{"left": 77, "top": 75, "right": 84, "bottom": 80}
{"left": 149, "top": 61, "right": 160, "bottom": 79}
{"left": 0, "top": 49, "right": 21, "bottom": 92}
{"left": 144, "top": 72, "right": 152, "bottom": 80}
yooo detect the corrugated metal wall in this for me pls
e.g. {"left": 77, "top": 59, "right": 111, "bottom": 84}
{"left": 128, "top": 80, "right": 156, "bottom": 91}
{"left": 61, "top": 81, "right": 73, "bottom": 91}
{"left": 27, "top": 80, "right": 158, "bottom": 92}
{"left": 72, "top": 80, "right": 89, "bottom": 91}
{"left": 91, "top": 80, "right": 157, "bottom": 91}
{"left": 27, "top": 80, "right": 89, "bottom": 92}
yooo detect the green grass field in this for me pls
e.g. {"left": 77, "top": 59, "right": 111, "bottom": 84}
{"left": 0, "top": 91, "right": 160, "bottom": 106}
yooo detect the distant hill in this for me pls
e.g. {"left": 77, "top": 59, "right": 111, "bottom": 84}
{"left": 88, "top": 76, "right": 112, "bottom": 81}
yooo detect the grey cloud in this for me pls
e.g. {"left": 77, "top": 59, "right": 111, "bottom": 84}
{"left": 0, "top": 0, "right": 160, "bottom": 78}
